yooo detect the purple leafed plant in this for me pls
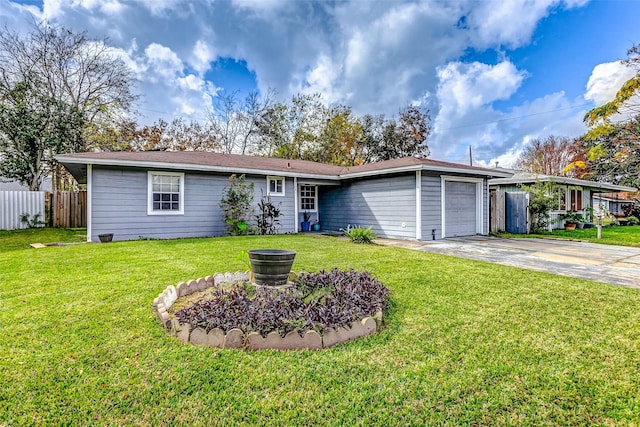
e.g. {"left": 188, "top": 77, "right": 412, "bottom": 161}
{"left": 174, "top": 269, "right": 390, "bottom": 337}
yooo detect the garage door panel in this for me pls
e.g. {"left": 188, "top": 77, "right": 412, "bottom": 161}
{"left": 445, "top": 181, "right": 477, "bottom": 237}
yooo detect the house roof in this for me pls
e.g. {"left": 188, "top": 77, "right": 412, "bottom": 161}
{"left": 593, "top": 191, "right": 638, "bottom": 201}
{"left": 56, "top": 151, "right": 513, "bottom": 184}
{"left": 489, "top": 171, "right": 637, "bottom": 193}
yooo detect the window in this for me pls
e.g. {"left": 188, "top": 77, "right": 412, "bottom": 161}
{"left": 267, "top": 176, "right": 285, "bottom": 196}
{"left": 300, "top": 185, "right": 317, "bottom": 211}
{"left": 557, "top": 187, "right": 566, "bottom": 211}
{"left": 148, "top": 171, "right": 184, "bottom": 215}
{"left": 569, "top": 189, "right": 582, "bottom": 211}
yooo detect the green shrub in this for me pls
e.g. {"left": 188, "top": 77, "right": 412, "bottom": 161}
{"left": 520, "top": 180, "right": 560, "bottom": 233}
{"left": 627, "top": 216, "right": 639, "bottom": 226}
{"left": 19, "top": 212, "right": 45, "bottom": 228}
{"left": 343, "top": 225, "right": 378, "bottom": 244}
{"left": 255, "top": 194, "right": 281, "bottom": 235}
{"left": 220, "top": 174, "right": 254, "bottom": 235}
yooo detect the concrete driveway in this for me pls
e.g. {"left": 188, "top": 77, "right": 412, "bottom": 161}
{"left": 378, "top": 236, "right": 640, "bottom": 289}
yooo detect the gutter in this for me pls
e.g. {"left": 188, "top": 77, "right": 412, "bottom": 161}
{"left": 56, "top": 156, "right": 342, "bottom": 181}
{"left": 56, "top": 155, "right": 514, "bottom": 181}
{"left": 340, "top": 164, "right": 513, "bottom": 179}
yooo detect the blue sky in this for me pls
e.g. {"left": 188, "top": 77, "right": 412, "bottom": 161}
{"left": 1, "top": 0, "right": 638, "bottom": 166}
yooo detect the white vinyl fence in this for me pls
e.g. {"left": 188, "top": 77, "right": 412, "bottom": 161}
{"left": 0, "top": 191, "right": 46, "bottom": 230}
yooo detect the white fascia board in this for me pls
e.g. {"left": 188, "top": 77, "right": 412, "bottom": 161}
{"left": 56, "top": 155, "right": 515, "bottom": 181}
{"left": 489, "top": 176, "right": 636, "bottom": 192}
{"left": 589, "top": 183, "right": 637, "bottom": 192}
{"left": 56, "top": 156, "right": 342, "bottom": 182}
{"left": 340, "top": 164, "right": 511, "bottom": 180}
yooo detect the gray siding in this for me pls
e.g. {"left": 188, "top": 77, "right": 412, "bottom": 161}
{"left": 90, "top": 167, "right": 296, "bottom": 241}
{"left": 421, "top": 174, "right": 442, "bottom": 240}
{"left": 319, "top": 174, "right": 416, "bottom": 239}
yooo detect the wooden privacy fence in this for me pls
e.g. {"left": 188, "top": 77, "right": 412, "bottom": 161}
{"left": 47, "top": 191, "right": 87, "bottom": 228}
{"left": 0, "top": 191, "right": 46, "bottom": 230}
{"left": 489, "top": 190, "right": 506, "bottom": 233}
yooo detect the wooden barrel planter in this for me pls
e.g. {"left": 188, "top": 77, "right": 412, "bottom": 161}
{"left": 98, "top": 233, "right": 114, "bottom": 243}
{"left": 248, "top": 250, "right": 296, "bottom": 286}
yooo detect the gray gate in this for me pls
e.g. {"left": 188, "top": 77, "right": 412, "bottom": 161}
{"left": 505, "top": 192, "right": 528, "bottom": 234}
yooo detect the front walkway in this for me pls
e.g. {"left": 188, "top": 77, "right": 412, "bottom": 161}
{"left": 377, "top": 236, "right": 640, "bottom": 289}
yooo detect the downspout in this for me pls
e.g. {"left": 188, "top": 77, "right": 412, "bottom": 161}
{"left": 415, "top": 170, "right": 422, "bottom": 240}
{"left": 86, "top": 164, "right": 92, "bottom": 242}
{"left": 294, "top": 177, "right": 299, "bottom": 232}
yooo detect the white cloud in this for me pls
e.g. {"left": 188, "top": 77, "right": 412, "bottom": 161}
{"left": 584, "top": 61, "right": 636, "bottom": 106}
{"left": 231, "top": 0, "right": 285, "bottom": 13}
{"left": 0, "top": 0, "right": 604, "bottom": 164}
{"left": 144, "top": 43, "right": 183, "bottom": 79}
{"left": 42, "top": 0, "right": 63, "bottom": 19}
{"left": 99, "top": 0, "right": 125, "bottom": 16}
{"left": 467, "top": 0, "right": 589, "bottom": 49}
{"left": 431, "top": 88, "right": 587, "bottom": 167}
{"left": 435, "top": 60, "right": 526, "bottom": 126}
{"left": 299, "top": 54, "right": 344, "bottom": 105}
{"left": 0, "top": 1, "right": 44, "bottom": 28}
{"left": 135, "top": 0, "right": 187, "bottom": 17}
{"left": 190, "top": 39, "right": 217, "bottom": 75}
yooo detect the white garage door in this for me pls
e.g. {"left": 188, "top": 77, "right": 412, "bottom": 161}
{"left": 444, "top": 181, "right": 478, "bottom": 237}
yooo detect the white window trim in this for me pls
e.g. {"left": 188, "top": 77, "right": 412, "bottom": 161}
{"left": 267, "top": 176, "right": 285, "bottom": 197}
{"left": 299, "top": 184, "right": 318, "bottom": 213}
{"left": 440, "top": 176, "right": 484, "bottom": 238}
{"left": 147, "top": 171, "right": 185, "bottom": 215}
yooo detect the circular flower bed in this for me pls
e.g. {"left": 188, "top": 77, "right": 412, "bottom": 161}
{"left": 153, "top": 269, "right": 390, "bottom": 350}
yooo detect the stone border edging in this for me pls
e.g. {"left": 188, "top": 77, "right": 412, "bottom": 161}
{"left": 152, "top": 271, "right": 383, "bottom": 350}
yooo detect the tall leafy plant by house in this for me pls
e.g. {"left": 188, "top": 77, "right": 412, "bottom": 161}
{"left": 220, "top": 174, "right": 254, "bottom": 235}
{"left": 255, "top": 193, "right": 282, "bottom": 235}
{"left": 521, "top": 180, "right": 560, "bottom": 234}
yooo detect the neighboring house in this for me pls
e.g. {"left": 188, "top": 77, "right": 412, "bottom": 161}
{"left": 56, "top": 151, "right": 512, "bottom": 242}
{"left": 592, "top": 192, "right": 638, "bottom": 218}
{"left": 489, "top": 172, "right": 636, "bottom": 233}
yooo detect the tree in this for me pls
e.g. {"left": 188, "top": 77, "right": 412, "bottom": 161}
{"left": 514, "top": 135, "right": 585, "bottom": 177}
{"left": 161, "top": 118, "right": 218, "bottom": 151}
{"left": 392, "top": 105, "right": 431, "bottom": 159}
{"left": 207, "top": 90, "right": 275, "bottom": 154}
{"left": 254, "top": 96, "right": 431, "bottom": 165}
{"left": 0, "top": 81, "right": 84, "bottom": 190}
{"left": 254, "top": 102, "right": 290, "bottom": 157}
{"left": 520, "top": 180, "right": 560, "bottom": 234}
{"left": 85, "top": 120, "right": 140, "bottom": 152}
{"left": 359, "top": 106, "right": 431, "bottom": 163}
{"left": 578, "top": 114, "right": 640, "bottom": 188}
{"left": 0, "top": 22, "right": 137, "bottom": 150}
{"left": 578, "top": 44, "right": 640, "bottom": 187}
{"left": 123, "top": 118, "right": 219, "bottom": 152}
{"left": 313, "top": 106, "right": 364, "bottom": 165}
{"left": 584, "top": 43, "right": 640, "bottom": 140}
{"left": 254, "top": 93, "right": 326, "bottom": 160}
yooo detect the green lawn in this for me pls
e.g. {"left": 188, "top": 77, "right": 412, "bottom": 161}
{"left": 0, "top": 227, "right": 86, "bottom": 251}
{"left": 502, "top": 225, "right": 640, "bottom": 248}
{"left": 1, "top": 229, "right": 639, "bottom": 425}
